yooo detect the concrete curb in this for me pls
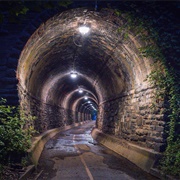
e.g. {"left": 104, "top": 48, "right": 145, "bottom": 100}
{"left": 28, "top": 120, "right": 90, "bottom": 167}
{"left": 91, "top": 128, "right": 179, "bottom": 179}
{"left": 91, "top": 128, "right": 161, "bottom": 173}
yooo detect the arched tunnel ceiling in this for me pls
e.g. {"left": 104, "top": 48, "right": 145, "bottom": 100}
{"left": 17, "top": 8, "right": 153, "bottom": 111}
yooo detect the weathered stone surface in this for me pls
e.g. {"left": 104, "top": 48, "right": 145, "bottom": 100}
{"left": 98, "top": 86, "right": 166, "bottom": 151}
{"left": 154, "top": 143, "right": 166, "bottom": 152}
{"left": 0, "top": 5, "right": 173, "bottom": 155}
{"left": 156, "top": 126, "right": 164, "bottom": 132}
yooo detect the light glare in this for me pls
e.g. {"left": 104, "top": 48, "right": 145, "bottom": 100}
{"left": 78, "top": 88, "right": 83, "bottom": 93}
{"left": 79, "top": 26, "right": 90, "bottom": 35}
{"left": 84, "top": 96, "right": 88, "bottom": 100}
{"left": 70, "top": 72, "right": 77, "bottom": 78}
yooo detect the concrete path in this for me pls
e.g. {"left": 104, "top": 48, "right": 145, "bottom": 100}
{"left": 28, "top": 121, "right": 159, "bottom": 180}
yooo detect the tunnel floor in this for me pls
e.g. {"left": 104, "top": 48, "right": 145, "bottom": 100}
{"left": 28, "top": 121, "right": 159, "bottom": 180}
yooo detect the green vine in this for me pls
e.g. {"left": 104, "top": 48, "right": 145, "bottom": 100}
{"left": 0, "top": 1, "right": 72, "bottom": 23}
{"left": 0, "top": 98, "right": 37, "bottom": 178}
{"left": 115, "top": 7, "right": 180, "bottom": 177}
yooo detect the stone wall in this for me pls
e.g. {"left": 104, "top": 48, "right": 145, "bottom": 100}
{"left": 18, "top": 85, "right": 89, "bottom": 133}
{"left": 0, "top": 7, "right": 59, "bottom": 105}
{"left": 0, "top": 3, "right": 176, "bottom": 154}
{"left": 97, "top": 86, "right": 165, "bottom": 152}
{"left": 0, "top": 8, "right": 92, "bottom": 132}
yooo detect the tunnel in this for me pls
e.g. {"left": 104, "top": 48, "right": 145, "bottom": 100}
{"left": 16, "top": 7, "right": 163, "bottom": 153}
{"left": 0, "top": 1, "right": 179, "bottom": 178}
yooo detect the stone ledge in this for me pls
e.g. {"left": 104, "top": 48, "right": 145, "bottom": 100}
{"left": 28, "top": 120, "right": 90, "bottom": 166}
{"left": 91, "top": 128, "right": 161, "bottom": 173}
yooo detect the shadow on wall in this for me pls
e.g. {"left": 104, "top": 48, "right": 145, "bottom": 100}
{"left": 20, "top": 91, "right": 86, "bottom": 133}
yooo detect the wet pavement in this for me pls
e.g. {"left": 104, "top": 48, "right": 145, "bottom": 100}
{"left": 28, "top": 121, "right": 159, "bottom": 180}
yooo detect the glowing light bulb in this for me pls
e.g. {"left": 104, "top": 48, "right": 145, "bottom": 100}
{"left": 78, "top": 88, "right": 83, "bottom": 93}
{"left": 70, "top": 72, "right": 77, "bottom": 78}
{"left": 84, "top": 96, "right": 88, "bottom": 100}
{"left": 79, "top": 26, "right": 90, "bottom": 35}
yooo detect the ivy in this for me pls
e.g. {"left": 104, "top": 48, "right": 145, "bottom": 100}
{"left": 115, "top": 6, "right": 180, "bottom": 177}
{"left": 58, "top": 0, "right": 72, "bottom": 8}
{"left": 0, "top": 98, "right": 36, "bottom": 176}
{"left": 137, "top": 20, "right": 179, "bottom": 178}
{"left": 0, "top": 1, "right": 73, "bottom": 23}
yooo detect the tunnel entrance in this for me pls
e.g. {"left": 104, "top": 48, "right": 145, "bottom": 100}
{"left": 17, "top": 8, "right": 165, "bottom": 153}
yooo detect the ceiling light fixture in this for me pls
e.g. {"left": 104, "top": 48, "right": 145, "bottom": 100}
{"left": 78, "top": 88, "right": 83, "bottom": 93}
{"left": 70, "top": 72, "right": 78, "bottom": 79}
{"left": 84, "top": 96, "right": 88, "bottom": 100}
{"left": 79, "top": 26, "right": 90, "bottom": 35}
